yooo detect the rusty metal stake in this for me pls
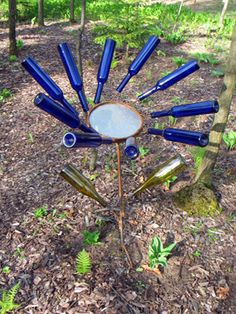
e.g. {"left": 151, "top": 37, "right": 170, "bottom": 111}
{"left": 116, "top": 143, "right": 133, "bottom": 268}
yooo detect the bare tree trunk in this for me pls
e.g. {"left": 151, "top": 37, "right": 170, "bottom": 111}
{"left": 219, "top": 0, "right": 229, "bottom": 28}
{"left": 76, "top": 0, "right": 86, "bottom": 78}
{"left": 70, "top": 0, "right": 76, "bottom": 24}
{"left": 8, "top": 0, "right": 17, "bottom": 55}
{"left": 38, "top": 0, "right": 44, "bottom": 26}
{"left": 195, "top": 23, "right": 236, "bottom": 186}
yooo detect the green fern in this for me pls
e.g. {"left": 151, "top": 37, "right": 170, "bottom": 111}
{"left": 0, "top": 282, "right": 20, "bottom": 314}
{"left": 76, "top": 250, "right": 91, "bottom": 275}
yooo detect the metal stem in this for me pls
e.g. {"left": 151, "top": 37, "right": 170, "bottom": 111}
{"left": 116, "top": 143, "right": 123, "bottom": 199}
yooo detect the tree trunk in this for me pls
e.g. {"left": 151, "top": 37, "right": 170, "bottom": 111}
{"left": 195, "top": 23, "right": 236, "bottom": 186}
{"left": 76, "top": 0, "right": 86, "bottom": 78}
{"left": 38, "top": 0, "right": 44, "bottom": 26}
{"left": 8, "top": 0, "right": 17, "bottom": 55}
{"left": 174, "top": 24, "right": 236, "bottom": 216}
{"left": 70, "top": 0, "right": 76, "bottom": 24}
{"left": 219, "top": 0, "right": 229, "bottom": 28}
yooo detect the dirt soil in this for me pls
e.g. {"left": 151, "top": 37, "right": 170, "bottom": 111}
{"left": 0, "top": 16, "right": 236, "bottom": 314}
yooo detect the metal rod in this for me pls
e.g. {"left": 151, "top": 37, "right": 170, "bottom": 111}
{"left": 116, "top": 143, "right": 123, "bottom": 199}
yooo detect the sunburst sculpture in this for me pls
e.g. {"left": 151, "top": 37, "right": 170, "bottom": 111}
{"left": 21, "top": 36, "right": 218, "bottom": 264}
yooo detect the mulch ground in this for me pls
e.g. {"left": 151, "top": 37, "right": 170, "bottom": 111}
{"left": 0, "top": 19, "right": 236, "bottom": 314}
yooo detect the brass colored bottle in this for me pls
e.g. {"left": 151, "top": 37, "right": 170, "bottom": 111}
{"left": 132, "top": 155, "right": 187, "bottom": 196}
{"left": 60, "top": 164, "right": 107, "bottom": 207}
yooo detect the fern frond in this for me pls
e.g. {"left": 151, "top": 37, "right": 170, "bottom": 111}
{"left": 0, "top": 282, "right": 20, "bottom": 314}
{"left": 76, "top": 250, "right": 91, "bottom": 275}
{"left": 8, "top": 282, "right": 20, "bottom": 304}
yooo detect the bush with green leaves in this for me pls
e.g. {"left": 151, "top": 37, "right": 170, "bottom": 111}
{"left": 148, "top": 236, "right": 176, "bottom": 268}
{"left": 0, "top": 89, "right": 11, "bottom": 103}
{"left": 223, "top": 130, "right": 236, "bottom": 150}
{"left": 191, "top": 52, "right": 219, "bottom": 65}
{"left": 16, "top": 39, "right": 24, "bottom": 50}
{"left": 76, "top": 249, "right": 91, "bottom": 275}
{"left": 0, "top": 282, "right": 20, "bottom": 314}
{"left": 83, "top": 230, "right": 100, "bottom": 245}
{"left": 172, "top": 56, "right": 187, "bottom": 67}
{"left": 34, "top": 206, "right": 48, "bottom": 219}
{"left": 8, "top": 55, "right": 17, "bottom": 62}
{"left": 139, "top": 146, "right": 150, "bottom": 158}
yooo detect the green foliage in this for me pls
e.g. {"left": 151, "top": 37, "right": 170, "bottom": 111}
{"left": 34, "top": 206, "right": 48, "bottom": 219}
{"left": 111, "top": 54, "right": 119, "bottom": 69}
{"left": 165, "top": 31, "right": 186, "bottom": 44}
{"left": 83, "top": 230, "right": 100, "bottom": 245}
{"left": 8, "top": 55, "right": 17, "bottom": 62}
{"left": 191, "top": 52, "right": 219, "bottom": 65}
{"left": 76, "top": 249, "right": 91, "bottom": 275}
{"left": 156, "top": 50, "right": 166, "bottom": 57}
{"left": 139, "top": 146, "right": 150, "bottom": 158}
{"left": 89, "top": 173, "right": 100, "bottom": 181}
{"left": 160, "top": 70, "right": 171, "bottom": 78}
{"left": 31, "top": 16, "right": 37, "bottom": 25}
{"left": 168, "top": 116, "right": 177, "bottom": 126}
{"left": 207, "top": 227, "right": 219, "bottom": 242}
{"left": 223, "top": 130, "right": 236, "bottom": 150}
{"left": 27, "top": 132, "right": 34, "bottom": 144}
{"left": 189, "top": 146, "right": 206, "bottom": 171}
{"left": 171, "top": 96, "right": 183, "bottom": 105}
{"left": 184, "top": 221, "right": 203, "bottom": 237}
{"left": 16, "top": 39, "right": 24, "bottom": 50}
{"left": 172, "top": 56, "right": 187, "bottom": 67}
{"left": 0, "top": 282, "right": 20, "bottom": 314}
{"left": 193, "top": 250, "right": 201, "bottom": 257}
{"left": 154, "top": 122, "right": 165, "bottom": 130}
{"left": 0, "top": 89, "right": 11, "bottom": 103}
{"left": 148, "top": 236, "right": 176, "bottom": 268}
{"left": 93, "top": 0, "right": 152, "bottom": 51}
{"left": 1, "top": 267, "right": 10, "bottom": 275}
{"left": 163, "top": 175, "right": 178, "bottom": 189}
{"left": 211, "top": 69, "right": 224, "bottom": 77}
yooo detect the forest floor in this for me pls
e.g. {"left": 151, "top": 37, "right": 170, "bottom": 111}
{"left": 0, "top": 10, "right": 236, "bottom": 314}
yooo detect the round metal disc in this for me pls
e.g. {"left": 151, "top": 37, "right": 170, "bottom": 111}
{"left": 88, "top": 102, "right": 143, "bottom": 141}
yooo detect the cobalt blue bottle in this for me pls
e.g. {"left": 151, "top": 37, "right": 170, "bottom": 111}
{"left": 148, "top": 127, "right": 209, "bottom": 147}
{"left": 117, "top": 35, "right": 160, "bottom": 93}
{"left": 34, "top": 93, "right": 95, "bottom": 133}
{"left": 22, "top": 56, "right": 78, "bottom": 116}
{"left": 63, "top": 132, "right": 113, "bottom": 148}
{"left": 151, "top": 100, "right": 219, "bottom": 118}
{"left": 94, "top": 39, "right": 116, "bottom": 104}
{"left": 138, "top": 60, "right": 200, "bottom": 101}
{"left": 58, "top": 43, "right": 89, "bottom": 112}
{"left": 124, "top": 137, "right": 139, "bottom": 159}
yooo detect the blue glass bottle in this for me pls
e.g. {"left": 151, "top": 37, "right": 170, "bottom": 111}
{"left": 94, "top": 39, "right": 116, "bottom": 104}
{"left": 22, "top": 56, "right": 78, "bottom": 116}
{"left": 124, "top": 137, "right": 139, "bottom": 159}
{"left": 34, "top": 93, "right": 95, "bottom": 133}
{"left": 63, "top": 132, "right": 113, "bottom": 148}
{"left": 117, "top": 35, "right": 160, "bottom": 93}
{"left": 58, "top": 43, "right": 89, "bottom": 112}
{"left": 151, "top": 100, "right": 219, "bottom": 118}
{"left": 138, "top": 60, "right": 200, "bottom": 101}
{"left": 148, "top": 127, "right": 209, "bottom": 147}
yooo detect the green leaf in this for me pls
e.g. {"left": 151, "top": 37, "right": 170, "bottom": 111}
{"left": 76, "top": 249, "right": 91, "bottom": 275}
{"left": 162, "top": 242, "right": 176, "bottom": 253}
{"left": 83, "top": 230, "right": 100, "bottom": 245}
{"left": 157, "top": 256, "right": 168, "bottom": 267}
